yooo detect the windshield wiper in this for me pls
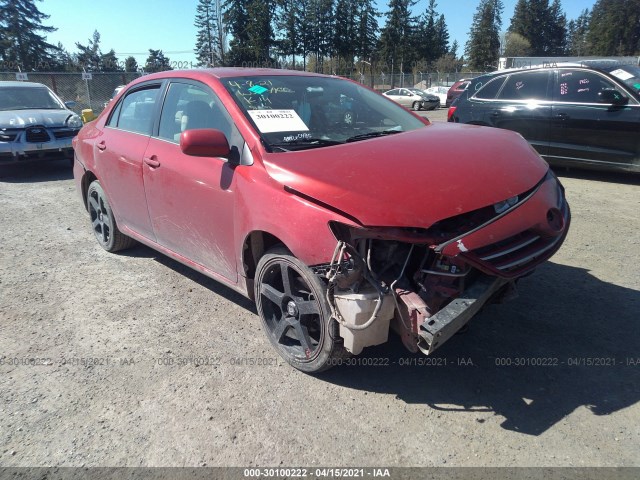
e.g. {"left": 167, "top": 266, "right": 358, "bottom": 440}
{"left": 346, "top": 129, "right": 402, "bottom": 143}
{"left": 269, "top": 138, "right": 343, "bottom": 152}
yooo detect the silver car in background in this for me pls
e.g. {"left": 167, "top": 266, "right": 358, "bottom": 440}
{"left": 0, "top": 81, "right": 82, "bottom": 164}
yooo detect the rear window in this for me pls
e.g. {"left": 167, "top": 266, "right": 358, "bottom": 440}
{"left": 473, "top": 77, "right": 507, "bottom": 100}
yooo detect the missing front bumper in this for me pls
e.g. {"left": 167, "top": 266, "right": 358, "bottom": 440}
{"left": 417, "top": 276, "right": 509, "bottom": 355}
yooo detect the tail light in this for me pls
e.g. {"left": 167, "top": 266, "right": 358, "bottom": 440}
{"left": 447, "top": 105, "right": 457, "bottom": 121}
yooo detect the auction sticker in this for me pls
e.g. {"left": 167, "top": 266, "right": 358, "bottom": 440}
{"left": 610, "top": 69, "right": 634, "bottom": 81}
{"left": 248, "top": 109, "right": 309, "bottom": 133}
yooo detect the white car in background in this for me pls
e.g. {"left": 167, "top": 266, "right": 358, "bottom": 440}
{"left": 423, "top": 86, "right": 449, "bottom": 107}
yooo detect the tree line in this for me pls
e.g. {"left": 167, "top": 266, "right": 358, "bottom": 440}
{"left": 0, "top": 0, "right": 638, "bottom": 77}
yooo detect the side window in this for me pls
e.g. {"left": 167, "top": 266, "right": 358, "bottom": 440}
{"left": 108, "top": 86, "right": 159, "bottom": 135}
{"left": 158, "top": 82, "right": 233, "bottom": 144}
{"left": 474, "top": 77, "right": 507, "bottom": 100}
{"left": 497, "top": 71, "right": 551, "bottom": 101}
{"left": 556, "top": 70, "right": 621, "bottom": 103}
{"left": 386, "top": 89, "right": 399, "bottom": 96}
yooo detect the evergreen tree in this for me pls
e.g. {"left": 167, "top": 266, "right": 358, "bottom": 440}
{"left": 566, "top": 8, "right": 590, "bottom": 55}
{"left": 75, "top": 30, "right": 102, "bottom": 71}
{"left": 449, "top": 39, "right": 459, "bottom": 57}
{"left": 465, "top": 0, "right": 503, "bottom": 71}
{"left": 354, "top": 0, "right": 379, "bottom": 63}
{"left": 245, "top": 0, "right": 275, "bottom": 63}
{"left": 224, "top": 0, "right": 251, "bottom": 64}
{"left": 274, "top": 0, "right": 301, "bottom": 67}
{"left": 508, "top": 0, "right": 567, "bottom": 55}
{"left": 124, "top": 56, "right": 139, "bottom": 72}
{"left": 433, "top": 14, "right": 450, "bottom": 60}
{"left": 195, "top": 0, "right": 226, "bottom": 66}
{"left": 0, "top": 0, "right": 57, "bottom": 70}
{"left": 547, "top": 0, "right": 567, "bottom": 54}
{"left": 100, "top": 49, "right": 122, "bottom": 72}
{"left": 144, "top": 49, "right": 173, "bottom": 73}
{"left": 311, "top": 0, "right": 335, "bottom": 71}
{"left": 333, "top": 0, "right": 358, "bottom": 72}
{"left": 50, "top": 42, "right": 75, "bottom": 71}
{"left": 378, "top": 0, "right": 417, "bottom": 81}
{"left": 587, "top": 0, "right": 640, "bottom": 55}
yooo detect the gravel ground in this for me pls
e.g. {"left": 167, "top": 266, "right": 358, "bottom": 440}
{"left": 1, "top": 140, "right": 639, "bottom": 468}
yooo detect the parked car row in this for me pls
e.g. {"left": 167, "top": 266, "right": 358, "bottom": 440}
{"left": 448, "top": 61, "right": 640, "bottom": 173}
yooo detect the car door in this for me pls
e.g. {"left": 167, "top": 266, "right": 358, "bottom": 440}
{"left": 488, "top": 70, "right": 553, "bottom": 156}
{"left": 398, "top": 89, "right": 415, "bottom": 108}
{"left": 97, "top": 83, "right": 161, "bottom": 240}
{"left": 549, "top": 68, "right": 640, "bottom": 168}
{"left": 142, "top": 80, "right": 243, "bottom": 282}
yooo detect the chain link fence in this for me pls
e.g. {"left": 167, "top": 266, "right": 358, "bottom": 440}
{"left": 0, "top": 72, "right": 141, "bottom": 115}
{"left": 0, "top": 70, "right": 485, "bottom": 113}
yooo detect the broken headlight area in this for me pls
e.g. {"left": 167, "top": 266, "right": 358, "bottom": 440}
{"left": 315, "top": 171, "right": 568, "bottom": 357}
{"left": 316, "top": 225, "right": 519, "bottom": 356}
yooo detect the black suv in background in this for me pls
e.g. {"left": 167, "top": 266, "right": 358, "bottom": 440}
{"left": 448, "top": 62, "right": 640, "bottom": 173}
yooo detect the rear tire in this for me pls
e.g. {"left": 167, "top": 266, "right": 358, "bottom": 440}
{"left": 255, "top": 247, "right": 348, "bottom": 373}
{"left": 87, "top": 180, "right": 136, "bottom": 252}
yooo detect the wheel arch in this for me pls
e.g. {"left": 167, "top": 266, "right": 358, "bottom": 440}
{"left": 241, "top": 230, "right": 288, "bottom": 299}
{"left": 81, "top": 170, "right": 98, "bottom": 211}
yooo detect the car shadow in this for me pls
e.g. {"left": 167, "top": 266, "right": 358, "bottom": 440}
{"left": 114, "top": 244, "right": 640, "bottom": 436}
{"left": 553, "top": 166, "right": 640, "bottom": 186}
{"left": 318, "top": 261, "right": 640, "bottom": 436}
{"left": 120, "top": 243, "right": 256, "bottom": 313}
{"left": 0, "top": 159, "right": 73, "bottom": 183}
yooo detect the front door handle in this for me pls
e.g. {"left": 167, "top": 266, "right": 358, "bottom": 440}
{"left": 144, "top": 156, "right": 160, "bottom": 168}
{"left": 96, "top": 141, "right": 106, "bottom": 151}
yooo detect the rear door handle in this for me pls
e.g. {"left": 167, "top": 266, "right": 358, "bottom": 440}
{"left": 490, "top": 110, "right": 501, "bottom": 117}
{"left": 96, "top": 141, "right": 106, "bottom": 151}
{"left": 143, "top": 156, "right": 160, "bottom": 168}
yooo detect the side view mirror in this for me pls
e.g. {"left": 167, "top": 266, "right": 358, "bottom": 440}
{"left": 65, "top": 101, "right": 77, "bottom": 109}
{"left": 599, "top": 89, "right": 628, "bottom": 106}
{"left": 180, "top": 129, "right": 231, "bottom": 159}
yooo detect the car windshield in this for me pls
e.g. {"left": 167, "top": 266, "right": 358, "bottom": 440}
{"left": 222, "top": 75, "right": 426, "bottom": 151}
{"left": 606, "top": 65, "right": 640, "bottom": 96}
{"left": 0, "top": 86, "right": 65, "bottom": 111}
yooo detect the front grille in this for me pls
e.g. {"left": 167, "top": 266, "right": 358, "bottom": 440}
{"left": 0, "top": 133, "right": 18, "bottom": 142}
{"left": 25, "top": 127, "right": 50, "bottom": 143}
{"left": 0, "top": 129, "right": 19, "bottom": 142}
{"left": 463, "top": 228, "right": 566, "bottom": 278}
{"left": 52, "top": 129, "right": 78, "bottom": 139}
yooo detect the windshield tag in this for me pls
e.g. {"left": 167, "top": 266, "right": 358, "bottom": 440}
{"left": 610, "top": 69, "right": 634, "bottom": 81}
{"left": 248, "top": 109, "right": 309, "bottom": 133}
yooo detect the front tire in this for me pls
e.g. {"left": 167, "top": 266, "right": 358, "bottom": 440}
{"left": 87, "top": 180, "right": 136, "bottom": 252}
{"left": 255, "top": 247, "right": 347, "bottom": 373}
{"left": 412, "top": 101, "right": 421, "bottom": 111}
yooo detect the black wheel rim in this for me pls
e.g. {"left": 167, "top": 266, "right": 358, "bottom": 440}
{"left": 259, "top": 260, "right": 323, "bottom": 362}
{"left": 88, "top": 189, "right": 111, "bottom": 246}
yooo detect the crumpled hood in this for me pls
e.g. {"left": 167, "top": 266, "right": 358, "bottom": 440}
{"left": 0, "top": 109, "right": 74, "bottom": 129}
{"left": 262, "top": 123, "right": 549, "bottom": 228}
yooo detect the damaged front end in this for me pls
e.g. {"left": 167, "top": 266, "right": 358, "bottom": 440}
{"left": 317, "top": 171, "right": 570, "bottom": 356}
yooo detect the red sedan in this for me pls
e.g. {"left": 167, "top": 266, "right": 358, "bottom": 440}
{"left": 72, "top": 68, "right": 570, "bottom": 373}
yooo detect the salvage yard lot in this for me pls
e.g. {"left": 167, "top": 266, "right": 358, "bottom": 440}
{"left": 1, "top": 155, "right": 639, "bottom": 466}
